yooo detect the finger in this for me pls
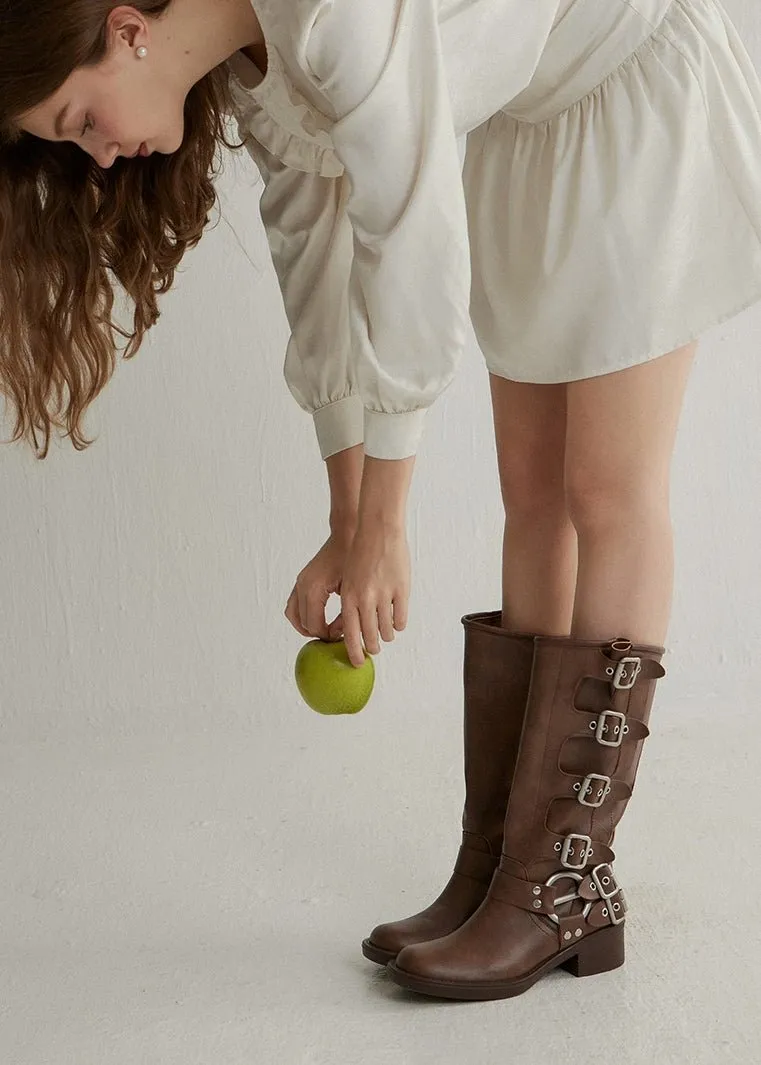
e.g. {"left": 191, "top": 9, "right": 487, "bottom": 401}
{"left": 296, "top": 583, "right": 328, "bottom": 640}
{"left": 285, "top": 587, "right": 310, "bottom": 637}
{"left": 342, "top": 602, "right": 366, "bottom": 668}
{"left": 305, "top": 592, "right": 331, "bottom": 641}
{"left": 378, "top": 600, "right": 396, "bottom": 644}
{"left": 296, "top": 583, "right": 311, "bottom": 634}
{"left": 393, "top": 592, "right": 408, "bottom": 632}
{"left": 359, "top": 598, "right": 381, "bottom": 658}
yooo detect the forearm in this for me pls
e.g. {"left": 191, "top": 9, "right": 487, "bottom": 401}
{"left": 326, "top": 445, "right": 415, "bottom": 536}
{"left": 327, "top": 443, "right": 365, "bottom": 534}
{"left": 357, "top": 455, "right": 415, "bottom": 531}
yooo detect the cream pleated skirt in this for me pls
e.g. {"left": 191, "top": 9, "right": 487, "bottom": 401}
{"left": 463, "top": 0, "right": 761, "bottom": 383}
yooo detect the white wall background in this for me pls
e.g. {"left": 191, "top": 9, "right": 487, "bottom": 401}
{"left": 2, "top": 0, "right": 761, "bottom": 750}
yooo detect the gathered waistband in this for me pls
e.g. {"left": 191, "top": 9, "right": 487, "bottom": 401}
{"left": 502, "top": 0, "right": 678, "bottom": 123}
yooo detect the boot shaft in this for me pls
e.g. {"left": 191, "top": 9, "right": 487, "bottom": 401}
{"left": 459, "top": 612, "right": 535, "bottom": 853}
{"left": 500, "top": 634, "right": 666, "bottom": 883}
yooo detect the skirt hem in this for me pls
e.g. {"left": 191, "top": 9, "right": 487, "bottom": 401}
{"left": 480, "top": 284, "right": 761, "bottom": 384}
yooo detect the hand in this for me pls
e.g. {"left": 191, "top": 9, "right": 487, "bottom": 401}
{"left": 284, "top": 528, "right": 356, "bottom": 641}
{"left": 339, "top": 521, "right": 410, "bottom": 668}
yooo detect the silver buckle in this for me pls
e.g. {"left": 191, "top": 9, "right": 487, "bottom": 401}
{"left": 612, "top": 656, "right": 641, "bottom": 689}
{"left": 578, "top": 773, "right": 611, "bottom": 808}
{"left": 591, "top": 863, "right": 619, "bottom": 898}
{"left": 544, "top": 870, "right": 593, "bottom": 926}
{"left": 594, "top": 709, "right": 627, "bottom": 747}
{"left": 591, "top": 863, "right": 626, "bottom": 925}
{"left": 560, "top": 833, "right": 593, "bottom": 870}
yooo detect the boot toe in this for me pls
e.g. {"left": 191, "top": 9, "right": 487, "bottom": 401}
{"left": 394, "top": 936, "right": 472, "bottom": 981}
{"left": 367, "top": 921, "right": 410, "bottom": 955}
{"left": 368, "top": 906, "right": 458, "bottom": 954}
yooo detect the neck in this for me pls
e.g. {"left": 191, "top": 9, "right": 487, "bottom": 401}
{"left": 164, "top": 0, "right": 264, "bottom": 90}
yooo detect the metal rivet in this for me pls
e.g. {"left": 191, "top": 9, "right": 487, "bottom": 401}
{"left": 533, "top": 886, "right": 541, "bottom": 895}
{"left": 602, "top": 908, "right": 608, "bottom": 916}
{"left": 564, "top": 931, "right": 572, "bottom": 940}
{"left": 533, "top": 900, "right": 542, "bottom": 909}
{"left": 575, "top": 929, "right": 583, "bottom": 937}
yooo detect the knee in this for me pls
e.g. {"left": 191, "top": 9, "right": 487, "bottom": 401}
{"left": 565, "top": 466, "right": 669, "bottom": 533}
{"left": 499, "top": 460, "right": 567, "bottom": 520}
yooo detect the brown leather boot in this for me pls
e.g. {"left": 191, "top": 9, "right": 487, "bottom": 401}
{"left": 361, "top": 611, "right": 536, "bottom": 964}
{"left": 386, "top": 633, "right": 666, "bottom": 999}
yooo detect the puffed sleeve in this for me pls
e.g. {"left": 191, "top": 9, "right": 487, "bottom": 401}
{"left": 242, "top": 133, "right": 364, "bottom": 460}
{"left": 304, "top": 0, "right": 472, "bottom": 460}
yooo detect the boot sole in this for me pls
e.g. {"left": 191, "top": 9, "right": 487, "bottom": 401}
{"left": 361, "top": 938, "right": 398, "bottom": 965}
{"left": 385, "top": 922, "right": 625, "bottom": 1000}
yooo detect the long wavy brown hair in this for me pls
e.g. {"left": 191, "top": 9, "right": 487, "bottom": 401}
{"left": 0, "top": 0, "right": 244, "bottom": 458}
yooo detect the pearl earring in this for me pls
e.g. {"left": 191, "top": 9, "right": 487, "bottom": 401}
{"left": 136, "top": 46, "right": 148, "bottom": 59}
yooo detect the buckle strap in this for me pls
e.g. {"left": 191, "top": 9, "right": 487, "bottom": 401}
{"left": 489, "top": 866, "right": 567, "bottom": 915}
{"left": 598, "top": 646, "right": 666, "bottom": 689}
{"left": 490, "top": 863, "right": 628, "bottom": 954}
{"left": 490, "top": 864, "right": 627, "bottom": 933}
{"left": 579, "top": 707, "right": 650, "bottom": 748}
{"left": 553, "top": 863, "right": 628, "bottom": 946}
{"left": 550, "top": 831, "right": 615, "bottom": 869}
{"left": 578, "top": 862, "right": 628, "bottom": 927}
{"left": 572, "top": 772, "right": 631, "bottom": 808}
{"left": 554, "top": 892, "right": 628, "bottom": 945}
{"left": 608, "top": 655, "right": 643, "bottom": 689}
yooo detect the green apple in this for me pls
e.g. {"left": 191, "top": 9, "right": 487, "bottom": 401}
{"left": 295, "top": 638, "right": 376, "bottom": 715}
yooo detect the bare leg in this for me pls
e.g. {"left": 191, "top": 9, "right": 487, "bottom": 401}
{"left": 564, "top": 341, "right": 698, "bottom": 647}
{"left": 489, "top": 373, "right": 577, "bottom": 634}
{"left": 501, "top": 507, "right": 578, "bottom": 635}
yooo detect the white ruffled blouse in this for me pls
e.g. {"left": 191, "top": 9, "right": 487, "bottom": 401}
{"left": 224, "top": 1, "right": 565, "bottom": 461}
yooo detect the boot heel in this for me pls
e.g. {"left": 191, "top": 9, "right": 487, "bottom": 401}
{"left": 561, "top": 923, "right": 625, "bottom": 978}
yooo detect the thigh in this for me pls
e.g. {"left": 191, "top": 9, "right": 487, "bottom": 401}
{"left": 489, "top": 372, "right": 568, "bottom": 510}
{"left": 564, "top": 341, "right": 698, "bottom": 517}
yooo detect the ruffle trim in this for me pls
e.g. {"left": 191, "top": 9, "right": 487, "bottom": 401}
{"left": 225, "top": 45, "right": 344, "bottom": 179}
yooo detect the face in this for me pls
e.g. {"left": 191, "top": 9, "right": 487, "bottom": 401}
{"left": 17, "top": 14, "right": 187, "bottom": 167}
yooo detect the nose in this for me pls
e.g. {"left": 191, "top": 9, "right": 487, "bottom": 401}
{"left": 94, "top": 143, "right": 120, "bottom": 169}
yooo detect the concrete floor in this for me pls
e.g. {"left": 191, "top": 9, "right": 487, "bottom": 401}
{"left": 2, "top": 698, "right": 758, "bottom": 1065}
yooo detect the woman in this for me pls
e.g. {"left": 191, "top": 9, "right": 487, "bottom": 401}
{"left": 3, "top": 0, "right": 760, "bottom": 1000}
